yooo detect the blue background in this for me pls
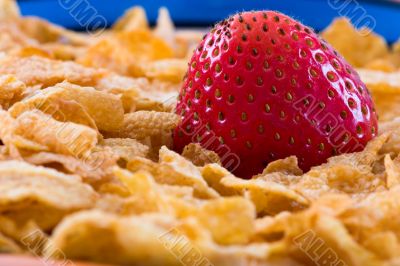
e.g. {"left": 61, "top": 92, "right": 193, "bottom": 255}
{"left": 18, "top": 0, "right": 400, "bottom": 43}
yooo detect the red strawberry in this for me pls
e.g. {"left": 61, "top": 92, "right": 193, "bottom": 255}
{"left": 173, "top": 11, "right": 378, "bottom": 178}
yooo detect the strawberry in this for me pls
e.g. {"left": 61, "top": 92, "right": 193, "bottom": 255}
{"left": 173, "top": 11, "right": 378, "bottom": 178}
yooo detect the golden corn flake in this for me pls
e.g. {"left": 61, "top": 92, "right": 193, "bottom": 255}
{"left": 0, "top": 3, "right": 400, "bottom": 265}
{"left": 322, "top": 132, "right": 388, "bottom": 167}
{"left": 359, "top": 69, "right": 400, "bottom": 89}
{"left": 362, "top": 231, "right": 400, "bottom": 260}
{"left": 46, "top": 82, "right": 124, "bottom": 131}
{"left": 10, "top": 81, "right": 124, "bottom": 131}
{"left": 0, "top": 75, "right": 26, "bottom": 110}
{"left": 0, "top": 216, "right": 47, "bottom": 254}
{"left": 298, "top": 164, "right": 383, "bottom": 200}
{"left": 0, "top": 0, "right": 20, "bottom": 20}
{"left": 0, "top": 233, "right": 21, "bottom": 253}
{"left": 95, "top": 74, "right": 143, "bottom": 112}
{"left": 384, "top": 154, "right": 400, "bottom": 188}
{"left": 106, "top": 111, "right": 180, "bottom": 140}
{"left": 113, "top": 6, "right": 149, "bottom": 32}
{"left": 16, "top": 16, "right": 92, "bottom": 46}
{"left": 292, "top": 213, "right": 379, "bottom": 265}
{"left": 0, "top": 109, "right": 20, "bottom": 153}
{"left": 0, "top": 55, "right": 106, "bottom": 87}
{"left": 40, "top": 42, "right": 85, "bottom": 61}
{"left": 127, "top": 149, "right": 218, "bottom": 199}
{"left": 222, "top": 174, "right": 308, "bottom": 215}
{"left": 201, "top": 164, "right": 241, "bottom": 196}
{"left": 379, "top": 118, "right": 400, "bottom": 156}
{"left": 358, "top": 68, "right": 400, "bottom": 121}
{"left": 101, "top": 138, "right": 149, "bottom": 163}
{"left": 96, "top": 75, "right": 178, "bottom": 112}
{"left": 135, "top": 80, "right": 179, "bottom": 112}
{"left": 390, "top": 40, "right": 400, "bottom": 68}
{"left": 48, "top": 210, "right": 272, "bottom": 266}
{"left": 116, "top": 168, "right": 200, "bottom": 218}
{"left": 154, "top": 8, "right": 176, "bottom": 51}
{"left": 96, "top": 73, "right": 147, "bottom": 92}
{"left": 10, "top": 44, "right": 54, "bottom": 59}
{"left": 258, "top": 156, "right": 303, "bottom": 176}
{"left": 364, "top": 58, "right": 397, "bottom": 72}
{"left": 115, "top": 169, "right": 166, "bottom": 214}
{"left": 11, "top": 136, "right": 48, "bottom": 155}
{"left": 47, "top": 210, "right": 189, "bottom": 266}
{"left": 336, "top": 188, "right": 400, "bottom": 262}
{"left": 0, "top": 23, "right": 38, "bottom": 54}
{"left": 127, "top": 156, "right": 160, "bottom": 173}
{"left": 197, "top": 197, "right": 256, "bottom": 245}
{"left": 12, "top": 110, "right": 98, "bottom": 158}
{"left": 293, "top": 135, "right": 388, "bottom": 199}
{"left": 175, "top": 29, "right": 205, "bottom": 58}
{"left": 23, "top": 150, "right": 117, "bottom": 183}
{"left": 253, "top": 196, "right": 380, "bottom": 265}
{"left": 9, "top": 86, "right": 98, "bottom": 131}
{"left": 0, "top": 160, "right": 97, "bottom": 230}
{"left": 159, "top": 146, "right": 219, "bottom": 199}
{"left": 78, "top": 30, "right": 173, "bottom": 78}
{"left": 221, "top": 135, "right": 388, "bottom": 215}
{"left": 322, "top": 18, "right": 389, "bottom": 67}
{"left": 182, "top": 143, "right": 221, "bottom": 167}
{"left": 143, "top": 58, "right": 187, "bottom": 83}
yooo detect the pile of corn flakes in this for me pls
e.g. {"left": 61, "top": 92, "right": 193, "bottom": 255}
{"left": 1, "top": 0, "right": 400, "bottom": 265}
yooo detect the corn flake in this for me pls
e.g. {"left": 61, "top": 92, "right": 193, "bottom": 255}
{"left": 113, "top": 6, "right": 149, "bottom": 32}
{"left": 358, "top": 68, "right": 400, "bottom": 121}
{"left": 201, "top": 163, "right": 242, "bottom": 197}
{"left": 0, "top": 160, "right": 97, "bottom": 230}
{"left": 23, "top": 150, "right": 117, "bottom": 183}
{"left": 13, "top": 111, "right": 98, "bottom": 158}
{"left": 0, "top": 0, "right": 20, "bottom": 19}
{"left": 154, "top": 8, "right": 176, "bottom": 52}
{"left": 78, "top": 30, "right": 173, "bottom": 78}
{"left": 322, "top": 18, "right": 389, "bottom": 67}
{"left": 0, "top": 75, "right": 26, "bottom": 110}
{"left": 182, "top": 143, "right": 221, "bottom": 167}
{"left": 105, "top": 111, "right": 180, "bottom": 140}
{"left": 159, "top": 146, "right": 219, "bottom": 199}
{"left": 10, "top": 82, "right": 124, "bottom": 131}
{"left": 0, "top": 55, "right": 106, "bottom": 87}
{"left": 197, "top": 197, "right": 256, "bottom": 245}
{"left": 101, "top": 138, "right": 149, "bottom": 165}
{"left": 0, "top": 5, "right": 399, "bottom": 266}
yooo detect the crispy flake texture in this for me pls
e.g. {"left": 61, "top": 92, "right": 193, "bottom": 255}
{"left": 0, "top": 75, "right": 26, "bottom": 110}
{"left": 358, "top": 69, "right": 400, "bottom": 121}
{"left": 104, "top": 111, "right": 180, "bottom": 144}
{"left": 0, "top": 160, "right": 97, "bottom": 230}
{"left": 13, "top": 111, "right": 98, "bottom": 157}
{"left": 1, "top": 4, "right": 400, "bottom": 266}
{"left": 322, "top": 18, "right": 389, "bottom": 68}
{"left": 10, "top": 82, "right": 124, "bottom": 131}
{"left": 77, "top": 30, "right": 174, "bottom": 78}
{"left": 182, "top": 143, "right": 221, "bottom": 166}
{"left": 0, "top": 55, "right": 105, "bottom": 87}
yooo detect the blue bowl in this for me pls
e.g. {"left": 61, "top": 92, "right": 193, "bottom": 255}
{"left": 18, "top": 0, "right": 400, "bottom": 43}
